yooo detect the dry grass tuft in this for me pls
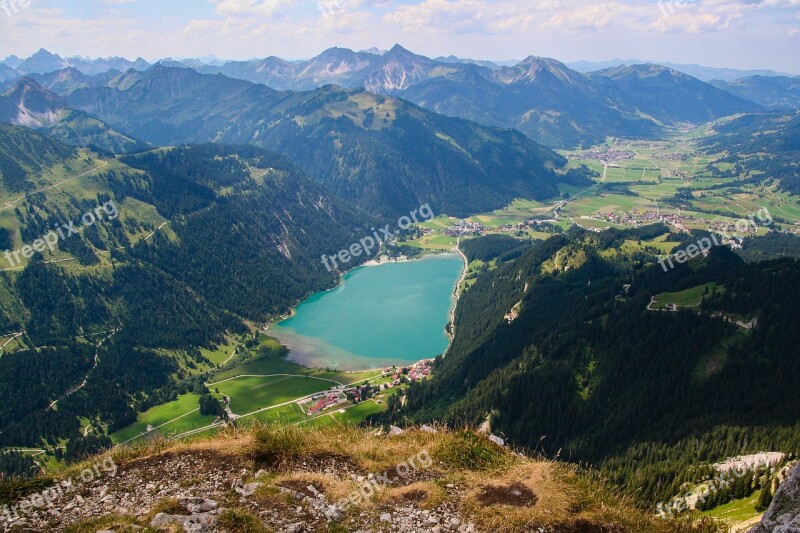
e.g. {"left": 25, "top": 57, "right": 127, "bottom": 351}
{"left": 217, "top": 508, "right": 271, "bottom": 532}
{"left": 62, "top": 514, "right": 154, "bottom": 533}
{"left": 146, "top": 497, "right": 191, "bottom": 520}
{"left": 432, "top": 429, "right": 515, "bottom": 473}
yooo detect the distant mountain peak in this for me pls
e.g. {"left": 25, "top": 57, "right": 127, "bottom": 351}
{"left": 318, "top": 46, "right": 358, "bottom": 57}
{"left": 360, "top": 47, "right": 387, "bottom": 56}
{"left": 598, "top": 63, "right": 690, "bottom": 81}
{"left": 386, "top": 44, "right": 418, "bottom": 59}
{"left": 500, "top": 56, "right": 581, "bottom": 87}
{"left": 0, "top": 77, "right": 72, "bottom": 128}
{"left": 517, "top": 56, "right": 566, "bottom": 68}
{"left": 32, "top": 48, "right": 62, "bottom": 60}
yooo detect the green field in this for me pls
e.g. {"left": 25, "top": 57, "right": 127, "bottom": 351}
{"left": 111, "top": 393, "right": 217, "bottom": 444}
{"left": 418, "top": 215, "right": 456, "bottom": 230}
{"left": 619, "top": 236, "right": 681, "bottom": 255}
{"left": 302, "top": 399, "right": 387, "bottom": 428}
{"left": 247, "top": 402, "right": 308, "bottom": 425}
{"left": 211, "top": 337, "right": 303, "bottom": 379}
{"left": 465, "top": 199, "right": 550, "bottom": 228}
{"left": 112, "top": 333, "right": 390, "bottom": 442}
{"left": 406, "top": 234, "right": 458, "bottom": 250}
{"left": 211, "top": 375, "right": 334, "bottom": 415}
{"left": 700, "top": 493, "right": 762, "bottom": 524}
{"left": 650, "top": 283, "right": 722, "bottom": 310}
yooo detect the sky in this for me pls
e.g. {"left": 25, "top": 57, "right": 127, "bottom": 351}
{"left": 1, "top": 0, "right": 798, "bottom": 73}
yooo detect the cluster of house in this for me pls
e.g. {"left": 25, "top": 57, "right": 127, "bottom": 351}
{"left": 377, "top": 360, "right": 434, "bottom": 390}
{"left": 307, "top": 392, "right": 344, "bottom": 415}
{"left": 444, "top": 220, "right": 485, "bottom": 237}
{"left": 390, "top": 360, "right": 432, "bottom": 384}
{"left": 654, "top": 152, "right": 689, "bottom": 162}
{"left": 302, "top": 360, "right": 435, "bottom": 416}
{"left": 589, "top": 209, "right": 695, "bottom": 229}
{"left": 566, "top": 148, "right": 636, "bottom": 164}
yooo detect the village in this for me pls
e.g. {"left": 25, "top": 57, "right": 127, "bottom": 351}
{"left": 590, "top": 209, "right": 696, "bottom": 229}
{"left": 299, "top": 359, "right": 433, "bottom": 416}
{"left": 565, "top": 147, "right": 637, "bottom": 164}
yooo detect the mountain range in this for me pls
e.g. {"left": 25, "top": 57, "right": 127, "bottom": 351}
{"left": 9, "top": 45, "right": 767, "bottom": 149}
{"left": 710, "top": 76, "right": 800, "bottom": 110}
{"left": 4, "top": 49, "right": 150, "bottom": 76}
{"left": 184, "top": 45, "right": 764, "bottom": 147}
{"left": 0, "top": 78, "right": 141, "bottom": 153}
{"left": 567, "top": 58, "right": 795, "bottom": 82}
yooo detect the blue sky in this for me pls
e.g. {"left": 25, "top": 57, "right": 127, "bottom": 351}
{"left": 1, "top": 0, "right": 798, "bottom": 72}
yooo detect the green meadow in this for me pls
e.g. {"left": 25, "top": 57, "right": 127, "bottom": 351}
{"left": 650, "top": 283, "right": 722, "bottom": 310}
{"left": 700, "top": 493, "right": 762, "bottom": 525}
{"left": 111, "top": 393, "right": 217, "bottom": 444}
{"left": 211, "top": 375, "right": 334, "bottom": 415}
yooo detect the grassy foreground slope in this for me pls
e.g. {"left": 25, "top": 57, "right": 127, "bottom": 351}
{"left": 0, "top": 424, "right": 722, "bottom": 532}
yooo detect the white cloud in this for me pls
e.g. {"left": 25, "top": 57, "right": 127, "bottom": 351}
{"left": 0, "top": 0, "right": 798, "bottom": 72}
{"left": 383, "top": 0, "right": 538, "bottom": 35}
{"left": 376, "top": 0, "right": 800, "bottom": 36}
{"left": 213, "top": 0, "right": 298, "bottom": 18}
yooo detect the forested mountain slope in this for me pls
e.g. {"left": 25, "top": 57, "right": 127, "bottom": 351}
{"left": 0, "top": 133, "right": 369, "bottom": 450}
{"left": 61, "top": 65, "right": 576, "bottom": 217}
{"left": 700, "top": 112, "right": 800, "bottom": 194}
{"left": 394, "top": 229, "right": 800, "bottom": 505}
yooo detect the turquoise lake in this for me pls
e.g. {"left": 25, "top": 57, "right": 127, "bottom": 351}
{"left": 270, "top": 253, "right": 464, "bottom": 370}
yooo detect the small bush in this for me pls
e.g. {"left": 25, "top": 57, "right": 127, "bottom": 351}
{"left": 251, "top": 424, "right": 309, "bottom": 460}
{"left": 148, "top": 497, "right": 190, "bottom": 519}
{"left": 433, "top": 430, "right": 511, "bottom": 472}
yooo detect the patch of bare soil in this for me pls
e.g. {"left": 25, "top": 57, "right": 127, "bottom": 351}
{"left": 401, "top": 489, "right": 429, "bottom": 502}
{"left": 553, "top": 519, "right": 628, "bottom": 533}
{"left": 477, "top": 482, "right": 538, "bottom": 507}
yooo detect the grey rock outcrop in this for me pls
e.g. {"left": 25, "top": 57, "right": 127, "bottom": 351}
{"left": 751, "top": 462, "right": 800, "bottom": 533}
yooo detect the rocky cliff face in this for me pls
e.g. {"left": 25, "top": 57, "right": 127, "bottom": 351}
{"left": 750, "top": 462, "right": 800, "bottom": 533}
{"left": 0, "top": 425, "right": 723, "bottom": 532}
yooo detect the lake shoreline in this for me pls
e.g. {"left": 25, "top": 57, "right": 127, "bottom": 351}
{"left": 446, "top": 238, "right": 469, "bottom": 347}
{"left": 265, "top": 251, "right": 465, "bottom": 372}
